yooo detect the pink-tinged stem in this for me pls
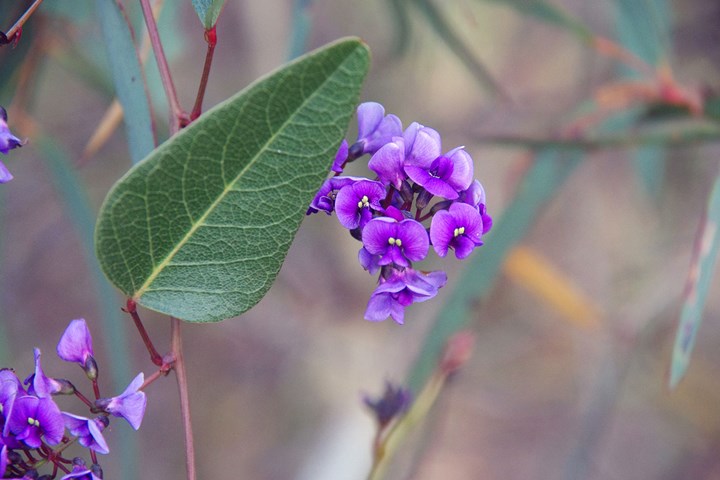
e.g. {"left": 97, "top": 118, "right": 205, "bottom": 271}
{"left": 172, "top": 317, "right": 196, "bottom": 480}
{"left": 138, "top": 0, "right": 188, "bottom": 134}
{"left": 4, "top": 0, "right": 44, "bottom": 42}
{"left": 125, "top": 299, "right": 164, "bottom": 366}
{"left": 190, "top": 26, "right": 217, "bottom": 121}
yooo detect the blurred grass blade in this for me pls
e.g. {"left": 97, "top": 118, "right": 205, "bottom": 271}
{"left": 615, "top": 0, "right": 670, "bottom": 71}
{"left": 287, "top": 0, "right": 315, "bottom": 60}
{"left": 504, "top": 246, "right": 602, "bottom": 329}
{"left": 479, "top": 0, "right": 593, "bottom": 42}
{"left": 615, "top": 0, "right": 670, "bottom": 194}
{"left": 408, "top": 151, "right": 583, "bottom": 391}
{"left": 81, "top": 100, "right": 124, "bottom": 162}
{"left": 414, "top": 0, "right": 508, "bottom": 99}
{"left": 36, "top": 136, "right": 138, "bottom": 479}
{"left": 632, "top": 146, "right": 665, "bottom": 195}
{"left": 387, "top": 0, "right": 412, "bottom": 56}
{"left": 669, "top": 173, "right": 720, "bottom": 388}
{"left": 96, "top": 0, "right": 156, "bottom": 164}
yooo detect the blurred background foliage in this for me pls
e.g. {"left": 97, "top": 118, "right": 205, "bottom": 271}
{"left": 2, "top": 0, "right": 720, "bottom": 479}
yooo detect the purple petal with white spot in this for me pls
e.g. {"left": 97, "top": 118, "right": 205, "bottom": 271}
{"left": 334, "top": 179, "right": 385, "bottom": 229}
{"left": 430, "top": 202, "right": 484, "bottom": 259}
{"left": 8, "top": 395, "right": 64, "bottom": 447}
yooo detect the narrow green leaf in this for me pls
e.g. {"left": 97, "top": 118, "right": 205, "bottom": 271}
{"left": 632, "top": 146, "right": 665, "bottom": 195}
{"left": 96, "top": 0, "right": 156, "bottom": 164}
{"left": 479, "top": 0, "right": 594, "bottom": 42}
{"left": 669, "top": 174, "right": 720, "bottom": 388}
{"left": 95, "top": 38, "right": 370, "bottom": 323}
{"left": 191, "top": 0, "right": 226, "bottom": 28}
{"left": 408, "top": 152, "right": 583, "bottom": 391}
{"left": 615, "top": 0, "right": 670, "bottom": 71}
{"left": 287, "top": 0, "right": 315, "bottom": 60}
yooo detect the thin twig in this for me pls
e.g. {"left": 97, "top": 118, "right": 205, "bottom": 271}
{"left": 138, "top": 0, "right": 188, "bottom": 134}
{"left": 125, "top": 299, "right": 164, "bottom": 366}
{"left": 190, "top": 26, "right": 217, "bottom": 121}
{"left": 172, "top": 317, "right": 196, "bottom": 480}
{"left": 4, "top": 0, "right": 44, "bottom": 41}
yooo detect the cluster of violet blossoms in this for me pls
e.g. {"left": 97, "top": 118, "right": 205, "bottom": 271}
{"left": 1, "top": 319, "right": 146, "bottom": 479}
{"left": 308, "top": 102, "right": 492, "bottom": 324}
{"left": 0, "top": 106, "right": 23, "bottom": 184}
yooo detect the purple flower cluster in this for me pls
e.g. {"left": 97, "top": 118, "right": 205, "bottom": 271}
{"left": 0, "top": 106, "right": 23, "bottom": 184}
{"left": 308, "top": 102, "right": 492, "bottom": 324}
{"left": 0, "top": 319, "right": 147, "bottom": 479}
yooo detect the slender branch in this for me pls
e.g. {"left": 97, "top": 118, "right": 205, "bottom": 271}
{"left": 172, "top": 317, "right": 196, "bottom": 480}
{"left": 138, "top": 0, "right": 188, "bottom": 134}
{"left": 124, "top": 299, "right": 164, "bottom": 366}
{"left": 3, "top": 0, "right": 45, "bottom": 43}
{"left": 190, "top": 26, "right": 217, "bottom": 121}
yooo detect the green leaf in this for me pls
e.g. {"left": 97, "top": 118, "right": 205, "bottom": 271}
{"left": 96, "top": 0, "right": 156, "bottom": 164}
{"left": 191, "top": 0, "right": 226, "bottom": 28}
{"left": 669, "top": 174, "right": 720, "bottom": 388}
{"left": 95, "top": 38, "right": 369, "bottom": 323}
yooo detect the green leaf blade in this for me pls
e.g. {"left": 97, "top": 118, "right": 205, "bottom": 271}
{"left": 95, "top": 38, "right": 370, "bottom": 322}
{"left": 191, "top": 0, "right": 226, "bottom": 28}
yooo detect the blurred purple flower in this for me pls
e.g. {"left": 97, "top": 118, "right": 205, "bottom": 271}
{"left": 57, "top": 319, "right": 94, "bottom": 365}
{"left": 63, "top": 413, "right": 109, "bottom": 454}
{"left": 430, "top": 202, "right": 485, "bottom": 259}
{"left": 334, "top": 179, "right": 385, "bottom": 229}
{"left": 364, "top": 382, "right": 412, "bottom": 427}
{"left": 96, "top": 373, "right": 146, "bottom": 430}
{"left": 61, "top": 459, "right": 103, "bottom": 480}
{"left": 361, "top": 217, "right": 429, "bottom": 267}
{"left": 7, "top": 395, "right": 64, "bottom": 448}
{"left": 0, "top": 107, "right": 23, "bottom": 184}
{"left": 365, "top": 268, "right": 447, "bottom": 324}
{"left": 351, "top": 102, "right": 402, "bottom": 157}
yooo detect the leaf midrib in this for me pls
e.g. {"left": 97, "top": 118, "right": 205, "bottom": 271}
{"left": 132, "top": 57, "right": 349, "bottom": 299}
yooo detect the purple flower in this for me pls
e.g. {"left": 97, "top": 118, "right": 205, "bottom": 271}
{"left": 363, "top": 382, "right": 412, "bottom": 427}
{"left": 26, "top": 349, "right": 68, "bottom": 398}
{"left": 404, "top": 146, "right": 474, "bottom": 200}
{"left": 430, "top": 202, "right": 485, "bottom": 259}
{"left": 362, "top": 217, "right": 429, "bottom": 267}
{"left": 307, "top": 176, "right": 367, "bottom": 215}
{"left": 358, "top": 247, "right": 381, "bottom": 275}
{"left": 0, "top": 107, "right": 22, "bottom": 185}
{"left": 57, "top": 319, "right": 94, "bottom": 365}
{"left": 331, "top": 140, "right": 349, "bottom": 174}
{"left": 7, "top": 395, "right": 65, "bottom": 447}
{"left": 365, "top": 268, "right": 447, "bottom": 324}
{"left": 96, "top": 373, "right": 146, "bottom": 430}
{"left": 368, "top": 138, "right": 407, "bottom": 189}
{"left": 351, "top": 102, "right": 402, "bottom": 156}
{"left": 63, "top": 413, "right": 109, "bottom": 454}
{"left": 334, "top": 179, "right": 385, "bottom": 229}
{"left": 402, "top": 122, "right": 442, "bottom": 165}
{"left": 61, "top": 459, "right": 103, "bottom": 480}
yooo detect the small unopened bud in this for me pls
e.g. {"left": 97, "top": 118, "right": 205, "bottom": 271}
{"left": 91, "top": 464, "right": 104, "bottom": 479}
{"left": 439, "top": 330, "right": 476, "bottom": 375}
{"left": 84, "top": 355, "right": 99, "bottom": 381}
{"left": 429, "top": 200, "right": 453, "bottom": 216}
{"left": 54, "top": 378, "right": 76, "bottom": 395}
{"left": 400, "top": 180, "right": 414, "bottom": 204}
{"left": 348, "top": 141, "right": 364, "bottom": 160}
{"left": 415, "top": 188, "right": 433, "bottom": 210}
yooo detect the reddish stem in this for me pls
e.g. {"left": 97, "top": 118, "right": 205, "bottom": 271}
{"left": 124, "top": 298, "right": 164, "bottom": 366}
{"left": 138, "top": 0, "right": 188, "bottom": 134}
{"left": 190, "top": 26, "right": 217, "bottom": 121}
{"left": 3, "top": 0, "right": 44, "bottom": 44}
{"left": 73, "top": 389, "right": 95, "bottom": 409}
{"left": 172, "top": 317, "right": 196, "bottom": 480}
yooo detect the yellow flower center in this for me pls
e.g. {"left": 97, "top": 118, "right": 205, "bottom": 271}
{"left": 388, "top": 237, "right": 402, "bottom": 247}
{"left": 453, "top": 226, "right": 465, "bottom": 237}
{"left": 357, "top": 195, "right": 370, "bottom": 209}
